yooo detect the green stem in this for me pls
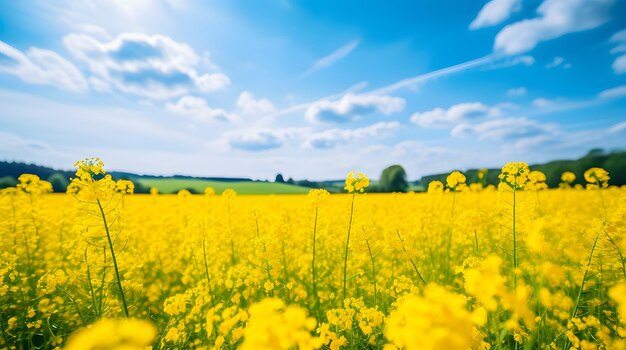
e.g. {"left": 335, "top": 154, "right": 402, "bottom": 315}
{"left": 342, "top": 193, "right": 355, "bottom": 301}
{"left": 85, "top": 249, "right": 99, "bottom": 318}
{"left": 396, "top": 230, "right": 426, "bottom": 285}
{"left": 0, "top": 312, "right": 10, "bottom": 350}
{"left": 571, "top": 232, "right": 600, "bottom": 319}
{"left": 513, "top": 177, "right": 517, "bottom": 289}
{"left": 312, "top": 206, "right": 319, "bottom": 307}
{"left": 365, "top": 238, "right": 377, "bottom": 309}
{"left": 563, "top": 232, "right": 600, "bottom": 350}
{"left": 96, "top": 198, "right": 129, "bottom": 318}
{"left": 202, "top": 240, "right": 215, "bottom": 307}
{"left": 58, "top": 287, "right": 87, "bottom": 326}
{"left": 474, "top": 229, "right": 479, "bottom": 255}
{"left": 603, "top": 229, "right": 626, "bottom": 279}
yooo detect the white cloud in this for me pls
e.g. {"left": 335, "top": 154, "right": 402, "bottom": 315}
{"left": 532, "top": 97, "right": 555, "bottom": 108}
{"left": 304, "top": 122, "right": 400, "bottom": 149}
{"left": 598, "top": 85, "right": 626, "bottom": 99}
{"left": 226, "top": 127, "right": 308, "bottom": 151}
{"left": 470, "top": 0, "right": 522, "bottom": 29}
{"left": 410, "top": 102, "right": 502, "bottom": 128}
{"left": 507, "top": 87, "right": 527, "bottom": 96}
{"left": 481, "top": 55, "right": 534, "bottom": 71}
{"left": 612, "top": 29, "right": 626, "bottom": 42}
{"left": 63, "top": 32, "right": 230, "bottom": 99}
{"left": 451, "top": 117, "right": 557, "bottom": 142}
{"left": 301, "top": 39, "right": 360, "bottom": 77}
{"left": 610, "top": 30, "right": 626, "bottom": 53}
{"left": 545, "top": 56, "right": 564, "bottom": 68}
{"left": 613, "top": 54, "right": 626, "bottom": 74}
{"left": 166, "top": 95, "right": 236, "bottom": 122}
{"left": 0, "top": 41, "right": 88, "bottom": 92}
{"left": 305, "top": 93, "right": 405, "bottom": 123}
{"left": 236, "top": 91, "right": 275, "bottom": 116}
{"left": 609, "top": 29, "right": 626, "bottom": 74}
{"left": 494, "top": 0, "right": 614, "bottom": 55}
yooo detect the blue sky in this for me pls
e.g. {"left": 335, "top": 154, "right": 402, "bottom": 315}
{"left": 1, "top": 0, "right": 625, "bottom": 180}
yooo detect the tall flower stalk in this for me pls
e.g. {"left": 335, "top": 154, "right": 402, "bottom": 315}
{"left": 584, "top": 167, "right": 610, "bottom": 220}
{"left": 69, "top": 157, "right": 133, "bottom": 318}
{"left": 307, "top": 189, "right": 329, "bottom": 310}
{"left": 498, "top": 162, "right": 530, "bottom": 289}
{"left": 342, "top": 171, "right": 369, "bottom": 301}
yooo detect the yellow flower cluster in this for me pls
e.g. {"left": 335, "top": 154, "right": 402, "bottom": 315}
{"left": 560, "top": 171, "right": 576, "bottom": 187}
{"left": 427, "top": 180, "right": 444, "bottom": 193}
{"left": 241, "top": 298, "right": 321, "bottom": 350}
{"left": 385, "top": 284, "right": 486, "bottom": 350}
{"left": 446, "top": 171, "right": 467, "bottom": 192}
{"left": 64, "top": 318, "right": 156, "bottom": 350}
{"left": 344, "top": 171, "right": 369, "bottom": 193}
{"left": 16, "top": 174, "right": 53, "bottom": 194}
{"left": 498, "top": 162, "right": 530, "bottom": 190}
{"left": 527, "top": 170, "right": 548, "bottom": 190}
{"left": 584, "top": 167, "right": 610, "bottom": 189}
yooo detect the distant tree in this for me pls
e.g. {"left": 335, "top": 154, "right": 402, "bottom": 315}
{"left": 47, "top": 173, "right": 69, "bottom": 192}
{"left": 0, "top": 176, "right": 17, "bottom": 189}
{"left": 379, "top": 165, "right": 409, "bottom": 192}
{"left": 586, "top": 148, "right": 605, "bottom": 157}
{"left": 275, "top": 174, "right": 285, "bottom": 183}
{"left": 287, "top": 178, "right": 295, "bottom": 185}
{"left": 605, "top": 153, "right": 626, "bottom": 186}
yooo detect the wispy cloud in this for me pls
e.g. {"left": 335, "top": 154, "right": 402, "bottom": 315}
{"left": 300, "top": 38, "right": 360, "bottom": 77}
{"left": 0, "top": 41, "right": 88, "bottom": 92}
{"left": 370, "top": 54, "right": 496, "bottom": 95}
{"left": 266, "top": 54, "right": 521, "bottom": 123}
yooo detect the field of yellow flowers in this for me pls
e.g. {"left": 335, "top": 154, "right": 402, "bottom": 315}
{"left": 1, "top": 158, "right": 625, "bottom": 350}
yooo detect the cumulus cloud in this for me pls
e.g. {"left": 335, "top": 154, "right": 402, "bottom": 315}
{"left": 305, "top": 93, "right": 405, "bottom": 123}
{"left": 166, "top": 95, "right": 236, "bottom": 123}
{"left": 470, "top": 0, "right": 522, "bottom": 30}
{"left": 451, "top": 117, "right": 557, "bottom": 142}
{"left": 63, "top": 32, "right": 230, "bottom": 99}
{"left": 236, "top": 91, "right": 275, "bottom": 116}
{"left": 410, "top": 102, "right": 502, "bottom": 128}
{"left": 227, "top": 127, "right": 308, "bottom": 151}
{"left": 494, "top": 0, "right": 614, "bottom": 55}
{"left": 0, "top": 41, "right": 88, "bottom": 92}
{"left": 598, "top": 85, "right": 626, "bottom": 99}
{"left": 304, "top": 121, "right": 400, "bottom": 149}
{"left": 507, "top": 87, "right": 527, "bottom": 96}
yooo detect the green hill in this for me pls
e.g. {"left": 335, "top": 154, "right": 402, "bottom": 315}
{"left": 138, "top": 178, "right": 310, "bottom": 194}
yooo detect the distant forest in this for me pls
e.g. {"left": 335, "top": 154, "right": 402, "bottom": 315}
{"left": 1, "top": 149, "right": 625, "bottom": 193}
